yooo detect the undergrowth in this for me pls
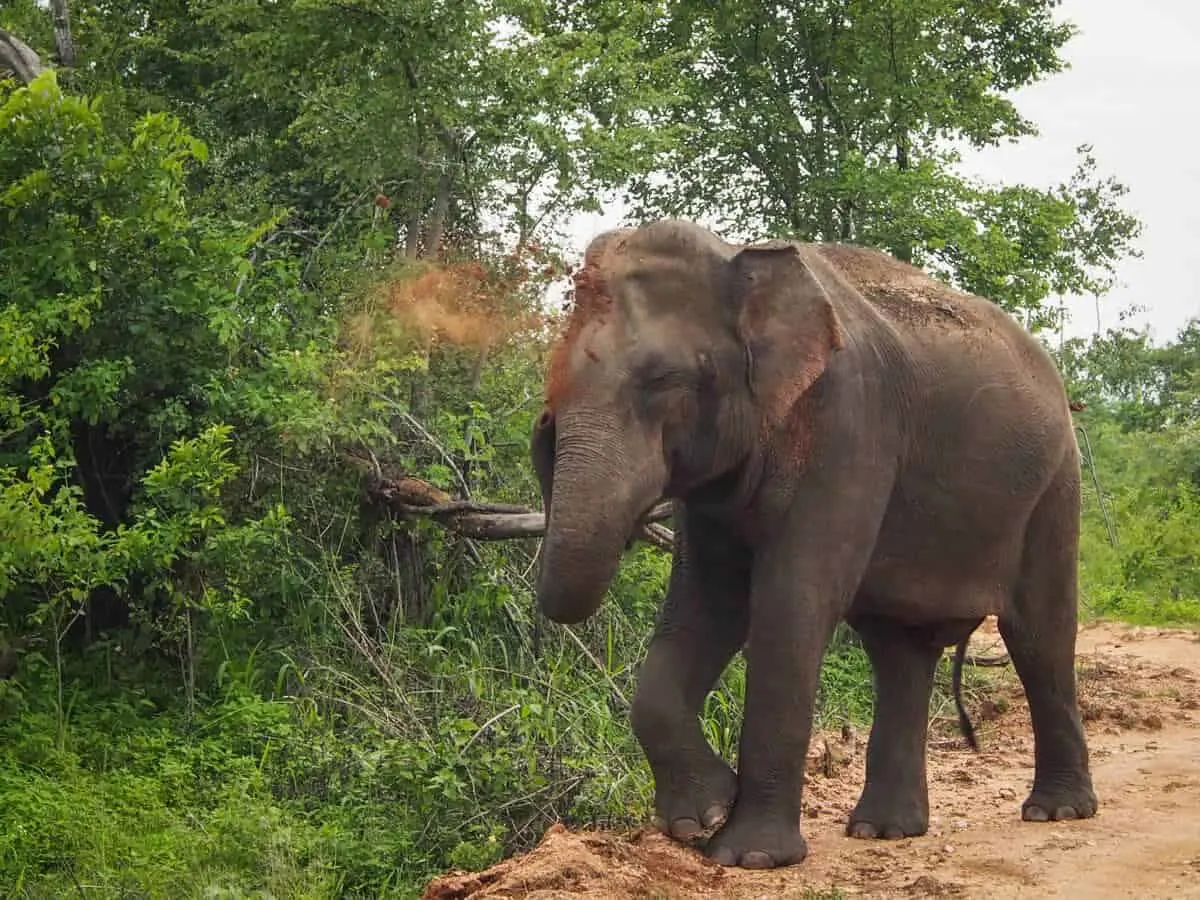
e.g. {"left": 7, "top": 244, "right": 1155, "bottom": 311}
{"left": 1075, "top": 422, "right": 1200, "bottom": 627}
{"left": 0, "top": 541, "right": 885, "bottom": 899}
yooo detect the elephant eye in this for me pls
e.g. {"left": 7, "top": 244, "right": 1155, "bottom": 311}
{"left": 639, "top": 366, "right": 687, "bottom": 392}
{"left": 633, "top": 353, "right": 674, "bottom": 388}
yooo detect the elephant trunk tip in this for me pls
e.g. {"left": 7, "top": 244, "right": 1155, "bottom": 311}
{"left": 535, "top": 576, "right": 607, "bottom": 625}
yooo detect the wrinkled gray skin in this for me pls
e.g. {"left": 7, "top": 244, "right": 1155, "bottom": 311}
{"left": 530, "top": 219, "right": 1096, "bottom": 870}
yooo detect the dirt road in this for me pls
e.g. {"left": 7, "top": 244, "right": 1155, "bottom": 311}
{"left": 423, "top": 620, "right": 1200, "bottom": 899}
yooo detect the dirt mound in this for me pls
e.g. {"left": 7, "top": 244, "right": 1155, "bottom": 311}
{"left": 1076, "top": 654, "right": 1199, "bottom": 731}
{"left": 420, "top": 823, "right": 726, "bottom": 900}
{"left": 423, "top": 620, "right": 1200, "bottom": 899}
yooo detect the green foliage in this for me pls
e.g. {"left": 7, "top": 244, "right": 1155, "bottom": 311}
{"left": 0, "top": 71, "right": 319, "bottom": 639}
{"left": 0, "top": 648, "right": 336, "bottom": 898}
{"left": 1060, "top": 319, "right": 1200, "bottom": 431}
{"left": 1062, "top": 319, "right": 1200, "bottom": 625}
{"left": 595, "top": 0, "right": 1143, "bottom": 324}
{"left": 817, "top": 629, "right": 876, "bottom": 728}
{"left": 1074, "top": 421, "right": 1200, "bottom": 625}
{"left": 799, "top": 890, "right": 848, "bottom": 900}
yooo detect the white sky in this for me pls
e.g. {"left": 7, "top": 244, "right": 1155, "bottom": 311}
{"left": 563, "top": 0, "right": 1200, "bottom": 345}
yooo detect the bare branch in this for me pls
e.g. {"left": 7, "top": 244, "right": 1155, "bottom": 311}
{"left": 346, "top": 453, "right": 676, "bottom": 551}
{"left": 0, "top": 0, "right": 73, "bottom": 85}
{"left": 0, "top": 29, "right": 44, "bottom": 84}
{"left": 635, "top": 520, "right": 675, "bottom": 552}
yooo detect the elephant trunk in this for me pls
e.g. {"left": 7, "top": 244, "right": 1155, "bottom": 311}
{"left": 536, "top": 419, "right": 659, "bottom": 624}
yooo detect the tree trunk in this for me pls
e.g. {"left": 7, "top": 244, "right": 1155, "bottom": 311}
{"left": 404, "top": 207, "right": 423, "bottom": 260}
{"left": 404, "top": 156, "right": 426, "bottom": 260}
{"left": 886, "top": 6, "right": 914, "bottom": 264}
{"left": 423, "top": 169, "right": 453, "bottom": 260}
{"left": 50, "top": 0, "right": 75, "bottom": 67}
{"left": 892, "top": 133, "right": 913, "bottom": 263}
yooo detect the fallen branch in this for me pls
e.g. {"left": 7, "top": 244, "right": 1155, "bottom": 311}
{"left": 962, "top": 652, "right": 1011, "bottom": 668}
{"left": 344, "top": 458, "right": 1025, "bottom": 615}
{"left": 346, "top": 453, "right": 676, "bottom": 551}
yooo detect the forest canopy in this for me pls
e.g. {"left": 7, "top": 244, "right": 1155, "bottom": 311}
{"left": 0, "top": 1, "right": 1195, "bottom": 897}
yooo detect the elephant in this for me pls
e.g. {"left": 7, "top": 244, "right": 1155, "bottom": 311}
{"left": 529, "top": 218, "right": 1097, "bottom": 870}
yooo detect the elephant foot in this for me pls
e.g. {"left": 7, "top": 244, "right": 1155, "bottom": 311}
{"left": 705, "top": 806, "right": 809, "bottom": 869}
{"left": 1021, "top": 775, "right": 1098, "bottom": 822}
{"left": 846, "top": 793, "right": 929, "bottom": 841}
{"left": 651, "top": 758, "right": 738, "bottom": 841}
{"left": 846, "top": 816, "right": 928, "bottom": 840}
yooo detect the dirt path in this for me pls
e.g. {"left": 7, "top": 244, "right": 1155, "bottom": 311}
{"left": 423, "top": 620, "right": 1200, "bottom": 900}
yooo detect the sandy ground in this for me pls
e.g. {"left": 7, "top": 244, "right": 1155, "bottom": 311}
{"left": 422, "top": 619, "right": 1200, "bottom": 900}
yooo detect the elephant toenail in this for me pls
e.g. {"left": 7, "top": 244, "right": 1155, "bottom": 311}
{"left": 710, "top": 845, "right": 737, "bottom": 867}
{"left": 669, "top": 817, "right": 701, "bottom": 839}
{"left": 702, "top": 804, "right": 728, "bottom": 827}
{"left": 1023, "top": 806, "right": 1050, "bottom": 822}
{"left": 1053, "top": 806, "right": 1078, "bottom": 820}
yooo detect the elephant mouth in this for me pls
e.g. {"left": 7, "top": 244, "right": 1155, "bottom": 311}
{"left": 623, "top": 498, "right": 672, "bottom": 549}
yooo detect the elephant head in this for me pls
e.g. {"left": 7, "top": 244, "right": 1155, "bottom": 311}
{"left": 532, "top": 220, "right": 846, "bottom": 624}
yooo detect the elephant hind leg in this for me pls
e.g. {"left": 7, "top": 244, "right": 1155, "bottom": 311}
{"left": 998, "top": 460, "right": 1098, "bottom": 823}
{"left": 845, "top": 614, "right": 942, "bottom": 840}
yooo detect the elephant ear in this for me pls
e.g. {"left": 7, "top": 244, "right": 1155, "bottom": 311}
{"left": 729, "top": 240, "right": 846, "bottom": 424}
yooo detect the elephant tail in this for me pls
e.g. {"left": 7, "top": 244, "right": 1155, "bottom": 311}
{"left": 952, "top": 637, "right": 980, "bottom": 752}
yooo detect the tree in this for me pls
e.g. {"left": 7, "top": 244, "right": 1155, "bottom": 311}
{"left": 1056, "top": 321, "right": 1200, "bottom": 622}
{"left": 566, "top": 0, "right": 1144, "bottom": 324}
{"left": 0, "top": 70, "right": 330, "bottom": 638}
{"left": 8, "top": 0, "right": 680, "bottom": 280}
{"left": 1059, "top": 319, "right": 1200, "bottom": 432}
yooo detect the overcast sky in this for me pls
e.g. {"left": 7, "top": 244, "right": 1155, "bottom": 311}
{"left": 565, "top": 0, "right": 1199, "bottom": 344}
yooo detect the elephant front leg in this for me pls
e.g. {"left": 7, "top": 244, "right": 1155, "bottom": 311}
{"left": 704, "top": 578, "right": 840, "bottom": 869}
{"left": 630, "top": 517, "right": 750, "bottom": 841}
{"left": 705, "top": 463, "right": 892, "bottom": 869}
{"left": 846, "top": 615, "right": 942, "bottom": 839}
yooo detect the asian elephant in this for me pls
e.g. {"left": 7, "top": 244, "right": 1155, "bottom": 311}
{"left": 529, "top": 219, "right": 1096, "bottom": 870}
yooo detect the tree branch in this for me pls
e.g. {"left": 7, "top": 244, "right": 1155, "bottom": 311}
{"left": 0, "top": 0, "right": 73, "bottom": 84}
{"left": 0, "top": 28, "right": 44, "bottom": 84}
{"left": 346, "top": 453, "right": 675, "bottom": 551}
